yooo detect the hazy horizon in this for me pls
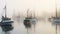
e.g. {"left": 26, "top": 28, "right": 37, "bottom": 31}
{"left": 0, "top": 0, "right": 60, "bottom": 18}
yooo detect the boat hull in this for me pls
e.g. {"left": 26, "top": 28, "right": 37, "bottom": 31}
{"left": 49, "top": 18, "right": 60, "bottom": 23}
{"left": 0, "top": 21, "right": 13, "bottom": 26}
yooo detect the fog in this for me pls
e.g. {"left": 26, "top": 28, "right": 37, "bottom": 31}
{"left": 0, "top": 0, "right": 60, "bottom": 18}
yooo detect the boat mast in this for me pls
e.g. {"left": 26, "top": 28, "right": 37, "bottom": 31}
{"left": 4, "top": 0, "right": 7, "bottom": 17}
{"left": 55, "top": 0, "right": 57, "bottom": 18}
{"left": 34, "top": 11, "right": 35, "bottom": 18}
{"left": 31, "top": 12, "right": 32, "bottom": 18}
{"left": 27, "top": 9, "right": 29, "bottom": 17}
{"left": 4, "top": 5, "right": 7, "bottom": 17}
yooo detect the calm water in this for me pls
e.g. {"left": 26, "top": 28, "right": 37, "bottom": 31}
{"left": 0, "top": 18, "right": 60, "bottom": 34}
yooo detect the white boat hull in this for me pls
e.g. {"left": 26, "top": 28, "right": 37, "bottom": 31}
{"left": 49, "top": 18, "right": 60, "bottom": 23}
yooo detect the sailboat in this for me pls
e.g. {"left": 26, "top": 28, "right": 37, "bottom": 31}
{"left": 49, "top": 1, "right": 60, "bottom": 23}
{"left": 31, "top": 11, "right": 36, "bottom": 25}
{"left": 24, "top": 9, "right": 32, "bottom": 28}
{"left": 0, "top": 5, "right": 14, "bottom": 26}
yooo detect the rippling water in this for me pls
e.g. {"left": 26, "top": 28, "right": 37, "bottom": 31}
{"left": 0, "top": 18, "right": 60, "bottom": 34}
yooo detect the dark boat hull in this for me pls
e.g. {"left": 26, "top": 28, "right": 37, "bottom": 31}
{"left": 0, "top": 21, "right": 13, "bottom": 26}
{"left": 1, "top": 24, "right": 13, "bottom": 32}
{"left": 24, "top": 19, "right": 31, "bottom": 28}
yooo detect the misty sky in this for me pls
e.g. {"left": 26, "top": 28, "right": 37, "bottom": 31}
{"left": 0, "top": 0, "right": 60, "bottom": 17}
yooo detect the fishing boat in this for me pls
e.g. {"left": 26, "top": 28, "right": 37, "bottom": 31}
{"left": 31, "top": 11, "right": 36, "bottom": 25}
{"left": 24, "top": 9, "right": 32, "bottom": 28}
{"left": 49, "top": 1, "right": 60, "bottom": 23}
{"left": 0, "top": 5, "right": 14, "bottom": 26}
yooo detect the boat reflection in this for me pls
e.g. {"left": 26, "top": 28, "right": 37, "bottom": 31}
{"left": 51, "top": 22, "right": 60, "bottom": 34}
{"left": 1, "top": 24, "right": 13, "bottom": 34}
